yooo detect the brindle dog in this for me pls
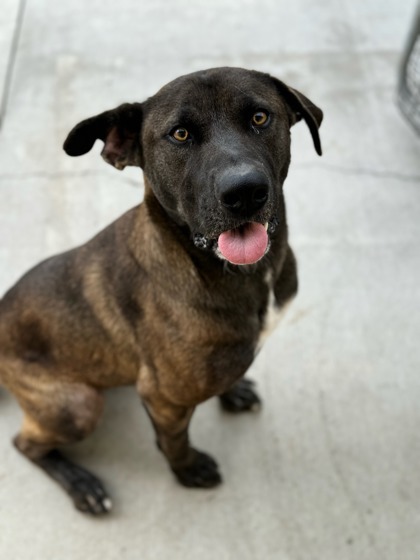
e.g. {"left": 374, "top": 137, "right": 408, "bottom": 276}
{"left": 0, "top": 67, "right": 322, "bottom": 514}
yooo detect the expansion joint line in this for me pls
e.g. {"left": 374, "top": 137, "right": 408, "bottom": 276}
{"left": 0, "top": 0, "right": 26, "bottom": 130}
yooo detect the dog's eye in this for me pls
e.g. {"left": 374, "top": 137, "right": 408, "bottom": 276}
{"left": 252, "top": 111, "right": 269, "bottom": 127}
{"left": 172, "top": 128, "right": 190, "bottom": 143}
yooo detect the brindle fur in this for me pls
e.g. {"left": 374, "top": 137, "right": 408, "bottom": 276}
{"left": 0, "top": 67, "right": 322, "bottom": 514}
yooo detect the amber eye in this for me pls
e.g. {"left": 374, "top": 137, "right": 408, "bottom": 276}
{"left": 252, "top": 111, "right": 269, "bottom": 127}
{"left": 172, "top": 128, "right": 190, "bottom": 142}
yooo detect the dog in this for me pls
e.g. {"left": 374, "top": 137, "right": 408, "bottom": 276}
{"left": 0, "top": 67, "right": 322, "bottom": 514}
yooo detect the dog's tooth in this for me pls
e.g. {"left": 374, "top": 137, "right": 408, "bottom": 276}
{"left": 264, "top": 222, "right": 269, "bottom": 231}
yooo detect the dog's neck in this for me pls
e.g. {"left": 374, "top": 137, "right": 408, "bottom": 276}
{"left": 142, "top": 181, "right": 193, "bottom": 243}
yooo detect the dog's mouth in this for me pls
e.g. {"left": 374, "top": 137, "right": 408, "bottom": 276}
{"left": 193, "top": 218, "right": 279, "bottom": 266}
{"left": 217, "top": 222, "right": 269, "bottom": 265}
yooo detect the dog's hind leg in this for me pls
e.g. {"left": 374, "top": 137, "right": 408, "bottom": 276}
{"left": 12, "top": 379, "right": 111, "bottom": 514}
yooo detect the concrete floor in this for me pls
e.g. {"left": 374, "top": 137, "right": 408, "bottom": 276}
{"left": 1, "top": 0, "right": 420, "bottom": 558}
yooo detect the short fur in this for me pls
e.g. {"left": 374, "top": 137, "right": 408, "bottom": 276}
{"left": 0, "top": 67, "right": 322, "bottom": 514}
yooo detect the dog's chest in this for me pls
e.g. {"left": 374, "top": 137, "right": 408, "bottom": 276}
{"left": 257, "top": 281, "right": 290, "bottom": 350}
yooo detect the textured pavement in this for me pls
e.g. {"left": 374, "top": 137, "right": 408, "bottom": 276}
{"left": 0, "top": 1, "right": 420, "bottom": 559}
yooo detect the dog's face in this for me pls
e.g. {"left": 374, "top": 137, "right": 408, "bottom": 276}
{"left": 64, "top": 67, "right": 322, "bottom": 266}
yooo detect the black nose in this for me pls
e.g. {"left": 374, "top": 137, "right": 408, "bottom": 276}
{"left": 219, "top": 170, "right": 269, "bottom": 216}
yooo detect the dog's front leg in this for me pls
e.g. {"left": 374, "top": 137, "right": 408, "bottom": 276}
{"left": 137, "top": 378, "right": 222, "bottom": 488}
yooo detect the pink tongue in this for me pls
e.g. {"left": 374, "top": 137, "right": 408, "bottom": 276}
{"left": 218, "top": 222, "right": 268, "bottom": 265}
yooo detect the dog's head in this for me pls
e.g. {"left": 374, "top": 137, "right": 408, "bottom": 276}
{"left": 64, "top": 67, "right": 322, "bottom": 266}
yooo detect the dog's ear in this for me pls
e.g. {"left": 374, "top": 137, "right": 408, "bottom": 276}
{"left": 271, "top": 77, "right": 323, "bottom": 156}
{"left": 63, "top": 103, "right": 143, "bottom": 170}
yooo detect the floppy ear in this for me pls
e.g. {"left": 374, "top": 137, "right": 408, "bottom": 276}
{"left": 63, "top": 103, "right": 143, "bottom": 170}
{"left": 271, "top": 77, "right": 323, "bottom": 156}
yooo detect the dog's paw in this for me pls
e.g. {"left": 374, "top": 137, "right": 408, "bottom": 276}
{"left": 68, "top": 468, "right": 113, "bottom": 515}
{"left": 172, "top": 451, "right": 222, "bottom": 489}
{"left": 219, "top": 378, "right": 262, "bottom": 412}
{"left": 36, "top": 450, "right": 112, "bottom": 515}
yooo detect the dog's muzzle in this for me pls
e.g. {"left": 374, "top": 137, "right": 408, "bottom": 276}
{"left": 213, "top": 168, "right": 271, "bottom": 265}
